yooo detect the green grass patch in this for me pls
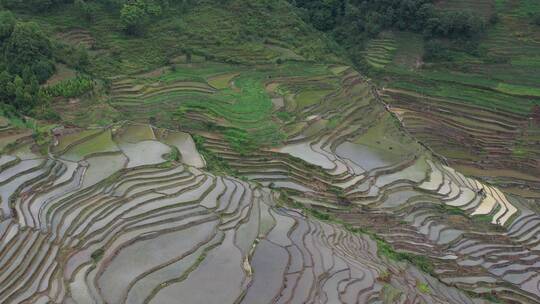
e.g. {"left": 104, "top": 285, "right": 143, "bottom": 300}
{"left": 275, "top": 111, "right": 295, "bottom": 122}
{"left": 438, "top": 204, "right": 467, "bottom": 216}
{"left": 327, "top": 115, "right": 341, "bottom": 129}
{"left": 391, "top": 80, "right": 536, "bottom": 115}
{"left": 159, "top": 145, "right": 180, "bottom": 168}
{"left": 207, "top": 72, "right": 239, "bottom": 89}
{"left": 53, "top": 129, "right": 101, "bottom": 152}
{"left": 495, "top": 83, "right": 540, "bottom": 97}
{"left": 376, "top": 239, "right": 435, "bottom": 275}
{"left": 63, "top": 129, "right": 117, "bottom": 159}
{"left": 417, "top": 282, "right": 431, "bottom": 294}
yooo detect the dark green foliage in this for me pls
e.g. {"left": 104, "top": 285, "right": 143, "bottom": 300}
{"left": 488, "top": 13, "right": 499, "bottom": 25}
{"left": 0, "top": 72, "right": 41, "bottom": 112}
{"left": 34, "top": 106, "right": 60, "bottom": 121}
{"left": 0, "top": 11, "right": 16, "bottom": 40}
{"left": 3, "top": 21, "right": 55, "bottom": 82}
{"left": 120, "top": 0, "right": 163, "bottom": 35}
{"left": 529, "top": 12, "right": 540, "bottom": 26}
{"left": 1, "top": 0, "right": 57, "bottom": 12}
{"left": 54, "top": 43, "right": 90, "bottom": 70}
{"left": 74, "top": 0, "right": 99, "bottom": 23}
{"left": 223, "top": 128, "right": 256, "bottom": 155}
{"left": 482, "top": 292, "right": 502, "bottom": 303}
{"left": 292, "top": 0, "right": 485, "bottom": 39}
{"left": 158, "top": 145, "right": 180, "bottom": 168}
{"left": 167, "top": 146, "right": 180, "bottom": 162}
{"left": 91, "top": 248, "right": 104, "bottom": 263}
{"left": 472, "top": 214, "right": 493, "bottom": 224}
{"left": 222, "top": 125, "right": 284, "bottom": 155}
{"left": 0, "top": 101, "right": 28, "bottom": 127}
{"left": 438, "top": 204, "right": 467, "bottom": 216}
{"left": 0, "top": 11, "right": 89, "bottom": 115}
{"left": 290, "top": 0, "right": 485, "bottom": 65}
{"left": 422, "top": 39, "right": 451, "bottom": 62}
{"left": 293, "top": 0, "right": 345, "bottom": 31}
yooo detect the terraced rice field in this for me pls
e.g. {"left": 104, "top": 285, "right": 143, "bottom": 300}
{"left": 0, "top": 121, "right": 489, "bottom": 304}
{"left": 56, "top": 29, "right": 96, "bottom": 49}
{"left": 1, "top": 60, "right": 540, "bottom": 303}
{"left": 364, "top": 34, "right": 397, "bottom": 69}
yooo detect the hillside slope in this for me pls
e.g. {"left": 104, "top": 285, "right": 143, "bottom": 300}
{"left": 0, "top": 0, "right": 539, "bottom": 303}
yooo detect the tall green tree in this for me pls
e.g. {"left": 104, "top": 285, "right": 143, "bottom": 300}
{"left": 3, "top": 21, "right": 55, "bottom": 82}
{"left": 120, "top": 0, "right": 162, "bottom": 35}
{"left": 74, "top": 0, "right": 99, "bottom": 23}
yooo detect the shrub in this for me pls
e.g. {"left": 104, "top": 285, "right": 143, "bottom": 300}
{"left": 417, "top": 282, "right": 431, "bottom": 294}
{"left": 376, "top": 239, "right": 435, "bottom": 275}
{"left": 120, "top": 0, "right": 163, "bottom": 35}
{"left": 4, "top": 22, "right": 55, "bottom": 80}
{"left": 224, "top": 128, "right": 256, "bottom": 155}
{"left": 45, "top": 76, "right": 94, "bottom": 98}
{"left": 91, "top": 248, "right": 104, "bottom": 263}
{"left": 35, "top": 107, "right": 60, "bottom": 121}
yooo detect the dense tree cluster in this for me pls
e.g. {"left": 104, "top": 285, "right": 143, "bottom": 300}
{"left": 290, "top": 0, "right": 486, "bottom": 64}
{"left": 0, "top": 9, "right": 89, "bottom": 115}
{"left": 1, "top": 0, "right": 171, "bottom": 35}
{"left": 291, "top": 0, "right": 485, "bottom": 39}
{"left": 120, "top": 0, "right": 163, "bottom": 35}
{"left": 1, "top": 0, "right": 66, "bottom": 12}
{"left": 74, "top": 0, "right": 99, "bottom": 22}
{"left": 0, "top": 11, "right": 54, "bottom": 112}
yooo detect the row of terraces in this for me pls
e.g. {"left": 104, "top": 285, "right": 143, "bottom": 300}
{"left": 380, "top": 87, "right": 540, "bottom": 198}
{"left": 181, "top": 67, "right": 540, "bottom": 303}
{"left": 0, "top": 122, "right": 480, "bottom": 303}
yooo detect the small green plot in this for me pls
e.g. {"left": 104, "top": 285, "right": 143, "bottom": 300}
{"left": 62, "top": 129, "right": 118, "bottom": 161}
{"left": 295, "top": 89, "right": 334, "bottom": 109}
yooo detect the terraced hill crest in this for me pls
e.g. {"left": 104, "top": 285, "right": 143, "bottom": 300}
{"left": 1, "top": 0, "right": 540, "bottom": 302}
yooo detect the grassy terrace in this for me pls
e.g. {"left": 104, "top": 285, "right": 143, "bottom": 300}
{"left": 106, "top": 61, "right": 341, "bottom": 154}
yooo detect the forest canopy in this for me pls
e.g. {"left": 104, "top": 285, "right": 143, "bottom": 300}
{"left": 289, "top": 0, "right": 487, "bottom": 65}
